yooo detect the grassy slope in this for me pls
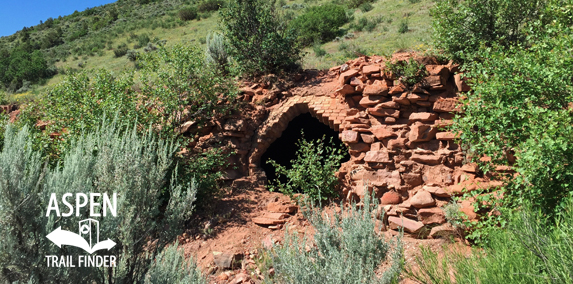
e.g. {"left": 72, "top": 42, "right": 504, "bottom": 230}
{"left": 3, "top": 0, "right": 433, "bottom": 102}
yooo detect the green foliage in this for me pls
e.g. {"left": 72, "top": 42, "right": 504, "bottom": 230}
{"left": 178, "top": 7, "right": 198, "bottom": 21}
{"left": 408, "top": 200, "right": 573, "bottom": 284}
{"left": 267, "top": 134, "right": 346, "bottom": 202}
{"left": 205, "top": 32, "right": 230, "bottom": 72}
{"left": 430, "top": 0, "right": 548, "bottom": 61}
{"left": 144, "top": 243, "right": 207, "bottom": 284}
{"left": 220, "top": 0, "right": 302, "bottom": 75}
{"left": 359, "top": 2, "right": 374, "bottom": 12}
{"left": 113, "top": 43, "right": 128, "bottom": 57}
{"left": 346, "top": 0, "right": 374, "bottom": 9}
{"left": 351, "top": 16, "right": 382, "bottom": 32}
{"left": 289, "top": 4, "right": 349, "bottom": 46}
{"left": 0, "top": 47, "right": 50, "bottom": 92}
{"left": 197, "top": 0, "right": 224, "bottom": 12}
{"left": 312, "top": 43, "right": 327, "bottom": 57}
{"left": 385, "top": 58, "right": 427, "bottom": 86}
{"left": 398, "top": 19, "right": 408, "bottom": 33}
{"left": 452, "top": 25, "right": 573, "bottom": 223}
{"left": 126, "top": 49, "right": 139, "bottom": 61}
{"left": 0, "top": 122, "right": 197, "bottom": 283}
{"left": 267, "top": 193, "right": 403, "bottom": 283}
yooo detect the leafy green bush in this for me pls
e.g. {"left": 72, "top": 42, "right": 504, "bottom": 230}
{"left": 431, "top": 0, "right": 547, "bottom": 61}
{"left": 0, "top": 122, "right": 197, "bottom": 283}
{"left": 144, "top": 242, "right": 206, "bottom": 284}
{"left": 267, "top": 134, "right": 346, "bottom": 202}
{"left": 267, "top": 193, "right": 403, "bottom": 283}
{"left": 408, "top": 200, "right": 573, "bottom": 284}
{"left": 351, "top": 16, "right": 382, "bottom": 32}
{"left": 385, "top": 58, "right": 427, "bottom": 86}
{"left": 312, "top": 43, "right": 327, "bottom": 57}
{"left": 113, "top": 43, "right": 128, "bottom": 57}
{"left": 289, "top": 4, "right": 349, "bottom": 46}
{"left": 178, "top": 7, "right": 198, "bottom": 21}
{"left": 220, "top": 0, "right": 302, "bottom": 75}
{"left": 359, "top": 2, "right": 374, "bottom": 12}
{"left": 197, "top": 0, "right": 224, "bottom": 12}
{"left": 346, "top": 0, "right": 374, "bottom": 9}
{"left": 0, "top": 47, "right": 50, "bottom": 91}
{"left": 398, "top": 19, "right": 408, "bottom": 33}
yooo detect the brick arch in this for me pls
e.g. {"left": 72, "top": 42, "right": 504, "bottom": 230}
{"left": 248, "top": 96, "right": 350, "bottom": 172}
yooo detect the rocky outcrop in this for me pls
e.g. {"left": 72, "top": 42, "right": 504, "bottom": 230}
{"left": 189, "top": 53, "right": 505, "bottom": 238}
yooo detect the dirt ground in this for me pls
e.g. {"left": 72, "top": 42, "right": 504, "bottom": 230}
{"left": 178, "top": 181, "right": 471, "bottom": 284}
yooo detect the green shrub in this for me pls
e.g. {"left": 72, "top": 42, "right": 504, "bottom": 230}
{"left": 178, "top": 7, "right": 198, "bottom": 21}
{"left": 220, "top": 0, "right": 302, "bottom": 75}
{"left": 113, "top": 43, "right": 128, "bottom": 57}
{"left": 144, "top": 242, "right": 206, "bottom": 284}
{"left": 312, "top": 43, "right": 327, "bottom": 57}
{"left": 385, "top": 58, "right": 427, "bottom": 86}
{"left": 197, "top": 0, "right": 224, "bottom": 12}
{"left": 431, "top": 0, "right": 547, "bottom": 61}
{"left": 351, "top": 16, "right": 382, "bottom": 32}
{"left": 408, "top": 200, "right": 573, "bottom": 284}
{"left": 126, "top": 49, "right": 140, "bottom": 61}
{"left": 346, "top": 0, "right": 374, "bottom": 9}
{"left": 289, "top": 4, "right": 348, "bottom": 46}
{"left": 267, "top": 133, "right": 346, "bottom": 202}
{"left": 359, "top": 2, "right": 374, "bottom": 12}
{"left": 268, "top": 193, "right": 403, "bottom": 283}
{"left": 398, "top": 19, "right": 408, "bottom": 33}
{"left": 0, "top": 122, "right": 197, "bottom": 283}
{"left": 205, "top": 32, "right": 230, "bottom": 72}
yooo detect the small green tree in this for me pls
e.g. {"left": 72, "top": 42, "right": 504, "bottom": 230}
{"left": 267, "top": 133, "right": 346, "bottom": 202}
{"left": 289, "top": 4, "right": 348, "bottom": 46}
{"left": 219, "top": 0, "right": 302, "bottom": 75}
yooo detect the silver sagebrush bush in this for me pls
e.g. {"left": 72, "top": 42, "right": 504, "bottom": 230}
{"left": 145, "top": 242, "right": 206, "bottom": 284}
{"left": 268, "top": 193, "right": 403, "bottom": 284}
{"left": 0, "top": 121, "right": 198, "bottom": 283}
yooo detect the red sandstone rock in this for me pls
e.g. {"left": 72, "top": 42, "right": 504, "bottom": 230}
{"left": 378, "top": 101, "right": 400, "bottom": 109}
{"left": 410, "top": 190, "right": 436, "bottom": 208}
{"left": 267, "top": 202, "right": 298, "bottom": 214}
{"left": 340, "top": 69, "right": 360, "bottom": 85}
{"left": 460, "top": 200, "right": 477, "bottom": 220}
{"left": 368, "top": 107, "right": 400, "bottom": 118}
{"left": 454, "top": 73, "right": 471, "bottom": 92}
{"left": 350, "top": 143, "right": 370, "bottom": 153}
{"left": 387, "top": 137, "right": 407, "bottom": 149}
{"left": 402, "top": 173, "right": 423, "bottom": 187}
{"left": 336, "top": 84, "right": 356, "bottom": 95}
{"left": 409, "top": 122, "right": 437, "bottom": 142}
{"left": 418, "top": 207, "right": 446, "bottom": 225}
{"left": 360, "top": 133, "right": 376, "bottom": 143}
{"left": 461, "top": 163, "right": 478, "bottom": 173}
{"left": 364, "top": 150, "right": 391, "bottom": 163}
{"left": 381, "top": 191, "right": 402, "bottom": 205}
{"left": 433, "top": 98, "right": 461, "bottom": 112}
{"left": 425, "top": 75, "right": 446, "bottom": 86}
{"left": 359, "top": 95, "right": 385, "bottom": 107}
{"left": 389, "top": 84, "right": 406, "bottom": 95}
{"left": 363, "top": 80, "right": 389, "bottom": 96}
{"left": 429, "top": 223, "right": 456, "bottom": 239}
{"left": 371, "top": 126, "right": 397, "bottom": 139}
{"left": 409, "top": 112, "right": 438, "bottom": 122}
{"left": 388, "top": 216, "right": 424, "bottom": 234}
{"left": 362, "top": 64, "right": 381, "bottom": 75}
{"left": 436, "top": 132, "right": 456, "bottom": 140}
{"left": 426, "top": 65, "right": 450, "bottom": 77}
{"left": 424, "top": 186, "right": 451, "bottom": 198}
{"left": 411, "top": 154, "right": 441, "bottom": 165}
{"left": 341, "top": 130, "right": 359, "bottom": 143}
{"left": 407, "top": 93, "right": 428, "bottom": 103}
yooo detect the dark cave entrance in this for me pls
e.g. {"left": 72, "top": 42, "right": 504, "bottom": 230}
{"left": 261, "top": 112, "right": 350, "bottom": 185}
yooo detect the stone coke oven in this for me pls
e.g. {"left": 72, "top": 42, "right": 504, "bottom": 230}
{"left": 193, "top": 53, "right": 504, "bottom": 237}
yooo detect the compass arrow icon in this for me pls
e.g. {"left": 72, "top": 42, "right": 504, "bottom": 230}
{"left": 46, "top": 227, "right": 116, "bottom": 254}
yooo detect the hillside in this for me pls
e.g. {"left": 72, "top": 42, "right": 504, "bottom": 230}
{"left": 0, "top": 0, "right": 433, "bottom": 102}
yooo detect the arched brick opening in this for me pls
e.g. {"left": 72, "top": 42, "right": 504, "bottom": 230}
{"left": 260, "top": 112, "right": 350, "bottom": 184}
{"left": 248, "top": 96, "right": 351, "bottom": 180}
